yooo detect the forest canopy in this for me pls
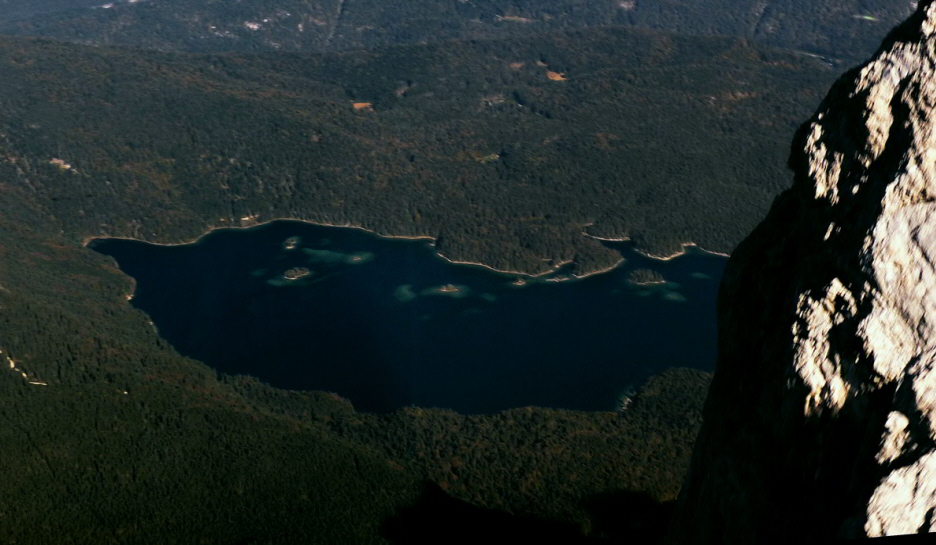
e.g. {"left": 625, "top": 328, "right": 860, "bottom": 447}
{"left": 0, "top": 2, "right": 865, "bottom": 540}
{"left": 0, "top": 26, "right": 836, "bottom": 276}
{"left": 0, "top": 0, "right": 907, "bottom": 63}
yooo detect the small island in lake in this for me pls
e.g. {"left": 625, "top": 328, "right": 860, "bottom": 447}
{"left": 282, "top": 236, "right": 301, "bottom": 250}
{"left": 628, "top": 268, "right": 666, "bottom": 286}
{"left": 421, "top": 283, "right": 470, "bottom": 298}
{"left": 347, "top": 252, "right": 374, "bottom": 264}
{"left": 283, "top": 267, "right": 312, "bottom": 280}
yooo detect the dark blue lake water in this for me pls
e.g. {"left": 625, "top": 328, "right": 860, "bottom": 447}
{"left": 90, "top": 220, "right": 726, "bottom": 414}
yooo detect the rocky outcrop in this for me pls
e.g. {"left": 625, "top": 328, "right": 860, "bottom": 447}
{"left": 667, "top": 2, "right": 936, "bottom": 542}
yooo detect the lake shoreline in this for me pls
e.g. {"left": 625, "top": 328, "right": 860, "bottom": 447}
{"left": 84, "top": 217, "right": 730, "bottom": 283}
{"left": 90, "top": 218, "right": 728, "bottom": 414}
{"left": 582, "top": 232, "right": 731, "bottom": 261}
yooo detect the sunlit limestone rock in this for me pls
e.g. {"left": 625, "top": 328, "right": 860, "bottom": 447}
{"left": 666, "top": 2, "right": 936, "bottom": 541}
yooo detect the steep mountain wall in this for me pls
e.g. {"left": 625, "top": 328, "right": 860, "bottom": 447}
{"left": 668, "top": 1, "right": 936, "bottom": 541}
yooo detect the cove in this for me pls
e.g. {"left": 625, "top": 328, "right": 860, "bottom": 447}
{"left": 89, "top": 220, "right": 726, "bottom": 414}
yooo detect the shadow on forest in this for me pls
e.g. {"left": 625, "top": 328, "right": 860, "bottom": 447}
{"left": 381, "top": 483, "right": 674, "bottom": 544}
{"left": 580, "top": 490, "right": 675, "bottom": 543}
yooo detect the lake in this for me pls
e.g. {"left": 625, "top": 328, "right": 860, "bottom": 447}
{"left": 89, "top": 220, "right": 726, "bottom": 414}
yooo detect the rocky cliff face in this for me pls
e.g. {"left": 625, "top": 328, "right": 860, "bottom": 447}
{"left": 667, "top": 2, "right": 936, "bottom": 541}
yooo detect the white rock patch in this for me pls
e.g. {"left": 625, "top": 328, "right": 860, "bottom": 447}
{"left": 877, "top": 411, "right": 911, "bottom": 464}
{"left": 796, "top": 2, "right": 936, "bottom": 534}
{"left": 793, "top": 279, "right": 857, "bottom": 415}
{"left": 867, "top": 451, "right": 936, "bottom": 535}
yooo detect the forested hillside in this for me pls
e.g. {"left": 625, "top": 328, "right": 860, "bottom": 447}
{"left": 0, "top": 27, "right": 833, "bottom": 276}
{"left": 0, "top": 0, "right": 909, "bottom": 63}
{"left": 0, "top": 236, "right": 710, "bottom": 542}
{"left": 0, "top": 0, "right": 99, "bottom": 22}
{"left": 0, "top": 4, "right": 860, "bottom": 541}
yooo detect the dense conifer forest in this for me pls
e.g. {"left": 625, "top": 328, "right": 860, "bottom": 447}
{"left": 0, "top": 0, "right": 907, "bottom": 63}
{"left": 0, "top": 28, "right": 835, "bottom": 275}
{"left": 0, "top": 25, "right": 742, "bottom": 541}
{"left": 0, "top": 1, "right": 893, "bottom": 541}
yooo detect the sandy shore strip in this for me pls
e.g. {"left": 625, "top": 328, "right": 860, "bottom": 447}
{"left": 81, "top": 217, "right": 594, "bottom": 279}
{"left": 581, "top": 232, "right": 730, "bottom": 261}
{"left": 80, "top": 216, "right": 435, "bottom": 249}
{"left": 82, "top": 217, "right": 729, "bottom": 294}
{"left": 634, "top": 242, "right": 730, "bottom": 261}
{"left": 569, "top": 257, "right": 627, "bottom": 280}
